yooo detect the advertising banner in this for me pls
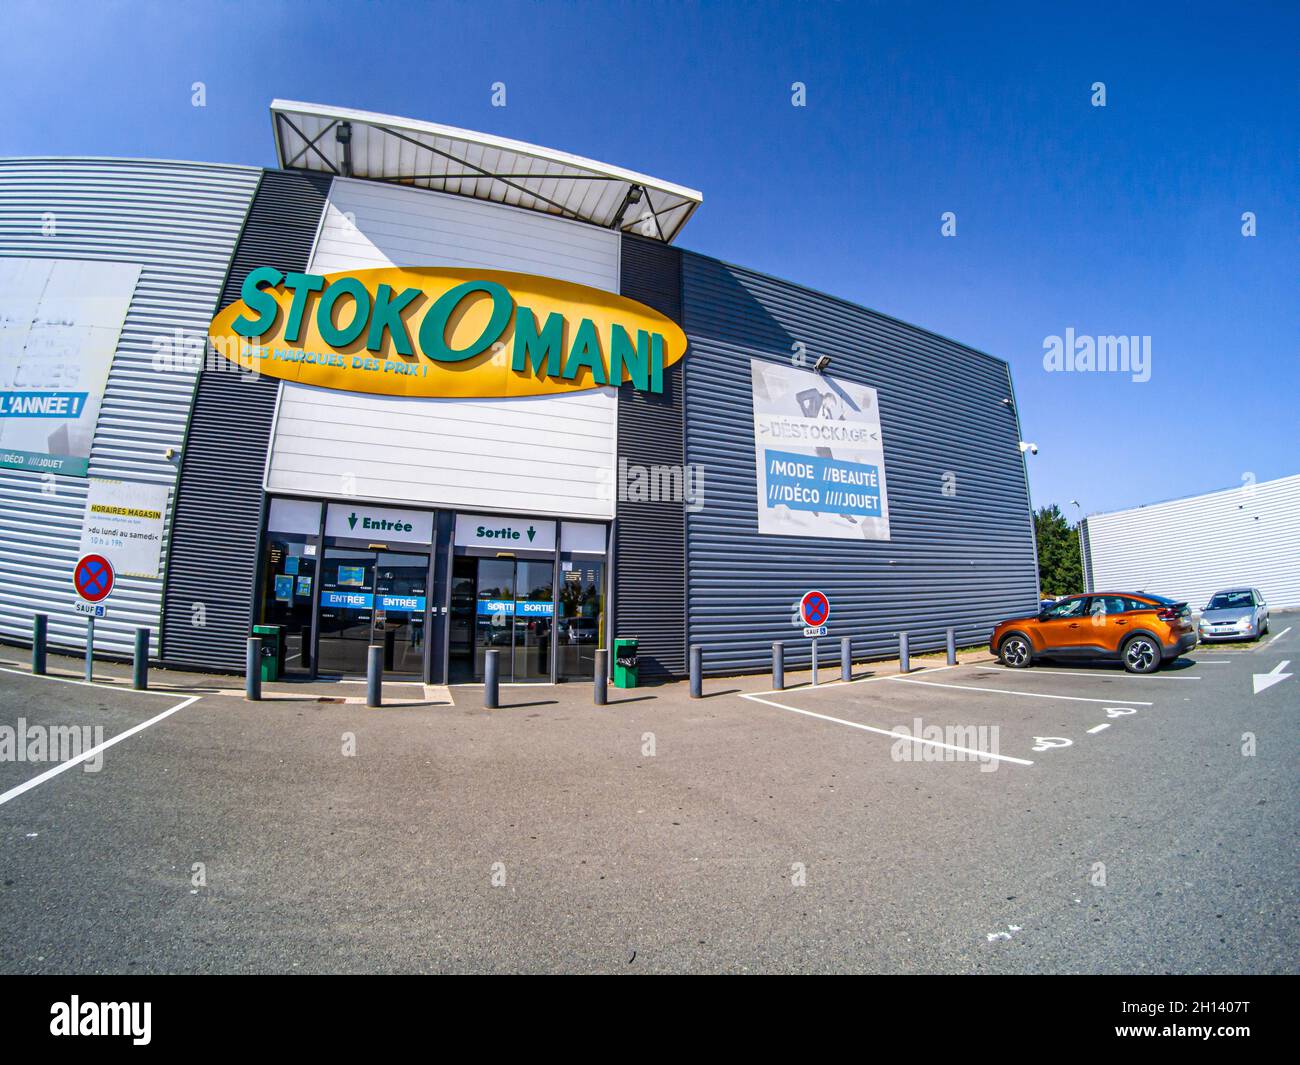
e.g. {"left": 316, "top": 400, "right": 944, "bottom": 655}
{"left": 750, "top": 358, "right": 891, "bottom": 540}
{"left": 0, "top": 258, "right": 141, "bottom": 477}
{"left": 78, "top": 478, "right": 170, "bottom": 578}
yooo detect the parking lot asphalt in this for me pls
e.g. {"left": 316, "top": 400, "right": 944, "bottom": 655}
{"left": 0, "top": 614, "right": 1295, "bottom": 974}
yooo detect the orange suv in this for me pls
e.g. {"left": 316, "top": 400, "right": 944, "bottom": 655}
{"left": 990, "top": 593, "right": 1197, "bottom": 674}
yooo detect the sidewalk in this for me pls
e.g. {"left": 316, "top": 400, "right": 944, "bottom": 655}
{"left": 0, "top": 648, "right": 452, "bottom": 707}
{"left": 0, "top": 642, "right": 995, "bottom": 708}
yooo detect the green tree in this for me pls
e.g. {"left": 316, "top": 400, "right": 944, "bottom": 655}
{"left": 1034, "top": 504, "right": 1083, "bottom": 597}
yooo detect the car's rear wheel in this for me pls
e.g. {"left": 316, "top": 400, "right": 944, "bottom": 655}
{"left": 999, "top": 635, "right": 1032, "bottom": 668}
{"left": 1121, "top": 634, "right": 1161, "bottom": 674}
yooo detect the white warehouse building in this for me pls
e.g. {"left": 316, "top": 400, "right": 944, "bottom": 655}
{"left": 1080, "top": 473, "right": 1300, "bottom": 610}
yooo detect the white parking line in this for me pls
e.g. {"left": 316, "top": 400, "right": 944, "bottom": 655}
{"left": 886, "top": 676, "right": 1153, "bottom": 705}
{"left": 1267, "top": 627, "right": 1292, "bottom": 645}
{"left": 974, "top": 666, "right": 1199, "bottom": 681}
{"left": 0, "top": 695, "right": 200, "bottom": 807}
{"left": 1086, "top": 723, "right": 1111, "bottom": 734}
{"left": 740, "top": 693, "right": 1034, "bottom": 766}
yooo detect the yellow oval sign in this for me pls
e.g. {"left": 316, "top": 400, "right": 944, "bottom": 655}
{"left": 208, "top": 266, "right": 687, "bottom": 398}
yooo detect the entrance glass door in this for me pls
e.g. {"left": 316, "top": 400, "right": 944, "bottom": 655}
{"left": 449, "top": 556, "right": 554, "bottom": 683}
{"left": 317, "top": 548, "right": 428, "bottom": 675}
{"left": 374, "top": 552, "right": 428, "bottom": 674}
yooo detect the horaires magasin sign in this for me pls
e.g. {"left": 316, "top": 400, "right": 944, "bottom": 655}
{"left": 209, "top": 266, "right": 688, "bottom": 398}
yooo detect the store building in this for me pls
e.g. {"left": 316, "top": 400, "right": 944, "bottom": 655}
{"left": 1080, "top": 474, "right": 1300, "bottom": 610}
{"left": 0, "top": 101, "right": 1039, "bottom": 683}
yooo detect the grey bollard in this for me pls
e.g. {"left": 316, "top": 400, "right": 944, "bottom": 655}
{"left": 899, "top": 631, "right": 910, "bottom": 674}
{"left": 32, "top": 614, "right": 47, "bottom": 675}
{"left": 133, "top": 627, "right": 149, "bottom": 690}
{"left": 689, "top": 645, "right": 702, "bottom": 699}
{"left": 841, "top": 635, "right": 852, "bottom": 682}
{"left": 85, "top": 617, "right": 94, "bottom": 683}
{"left": 366, "top": 644, "right": 383, "bottom": 708}
{"left": 946, "top": 626, "right": 957, "bottom": 666}
{"left": 772, "top": 641, "right": 784, "bottom": 691}
{"left": 811, "top": 638, "right": 819, "bottom": 686}
{"left": 484, "top": 649, "right": 500, "bottom": 709}
{"left": 594, "top": 648, "right": 608, "bottom": 705}
{"left": 245, "top": 637, "right": 262, "bottom": 700}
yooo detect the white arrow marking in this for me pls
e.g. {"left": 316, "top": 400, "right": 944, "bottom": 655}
{"left": 1252, "top": 660, "right": 1292, "bottom": 695}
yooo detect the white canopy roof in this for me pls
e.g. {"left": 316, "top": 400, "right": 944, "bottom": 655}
{"left": 270, "top": 100, "right": 702, "bottom": 243}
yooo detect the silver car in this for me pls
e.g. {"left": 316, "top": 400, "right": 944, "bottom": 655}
{"left": 1198, "top": 587, "right": 1270, "bottom": 642}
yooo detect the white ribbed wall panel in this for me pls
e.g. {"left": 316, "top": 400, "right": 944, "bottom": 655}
{"left": 266, "top": 178, "right": 620, "bottom": 519}
{"left": 0, "top": 159, "right": 259, "bottom": 654}
{"left": 1083, "top": 474, "right": 1300, "bottom": 609}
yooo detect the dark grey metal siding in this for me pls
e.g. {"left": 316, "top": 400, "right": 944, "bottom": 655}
{"left": 161, "top": 170, "right": 332, "bottom": 670}
{"left": 681, "top": 252, "right": 1039, "bottom": 673}
{"left": 614, "top": 234, "right": 686, "bottom": 677}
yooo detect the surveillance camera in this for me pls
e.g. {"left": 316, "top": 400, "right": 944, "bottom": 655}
{"left": 1018, "top": 441, "right": 1038, "bottom": 455}
{"left": 813, "top": 355, "right": 831, "bottom": 372}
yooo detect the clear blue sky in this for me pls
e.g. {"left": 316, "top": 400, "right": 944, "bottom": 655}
{"left": 3, "top": 1, "right": 1295, "bottom": 518}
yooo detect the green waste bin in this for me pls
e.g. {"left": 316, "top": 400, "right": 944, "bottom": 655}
{"left": 613, "top": 637, "right": 639, "bottom": 688}
{"left": 253, "top": 624, "right": 284, "bottom": 682}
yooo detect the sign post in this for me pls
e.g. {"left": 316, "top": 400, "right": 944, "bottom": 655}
{"left": 73, "top": 553, "right": 115, "bottom": 680}
{"left": 799, "top": 590, "right": 831, "bottom": 685}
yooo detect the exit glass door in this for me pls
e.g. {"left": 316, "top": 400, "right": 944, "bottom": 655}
{"left": 449, "top": 556, "right": 555, "bottom": 683}
{"left": 558, "top": 559, "right": 605, "bottom": 680}
{"left": 474, "top": 559, "right": 515, "bottom": 681}
{"left": 513, "top": 561, "right": 553, "bottom": 681}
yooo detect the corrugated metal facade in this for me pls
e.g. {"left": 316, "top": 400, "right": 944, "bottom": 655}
{"left": 680, "top": 252, "right": 1039, "bottom": 673}
{"left": 161, "top": 170, "right": 333, "bottom": 670}
{"left": 0, "top": 158, "right": 259, "bottom": 655}
{"left": 1080, "top": 474, "right": 1300, "bottom": 610}
{"left": 614, "top": 234, "right": 687, "bottom": 677}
